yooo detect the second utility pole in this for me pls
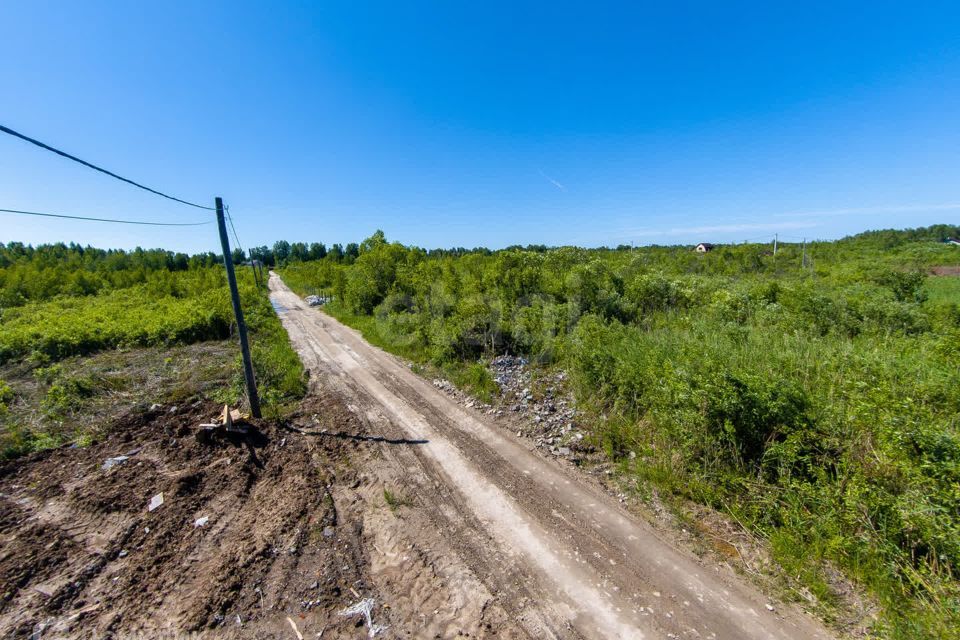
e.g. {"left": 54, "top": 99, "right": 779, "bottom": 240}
{"left": 216, "top": 197, "right": 261, "bottom": 418}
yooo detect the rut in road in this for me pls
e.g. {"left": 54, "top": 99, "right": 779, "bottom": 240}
{"left": 269, "top": 272, "right": 833, "bottom": 640}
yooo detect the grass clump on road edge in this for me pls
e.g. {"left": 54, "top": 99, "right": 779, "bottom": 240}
{"left": 383, "top": 488, "right": 413, "bottom": 513}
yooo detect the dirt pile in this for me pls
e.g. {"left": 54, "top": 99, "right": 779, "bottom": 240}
{"left": 0, "top": 399, "right": 381, "bottom": 639}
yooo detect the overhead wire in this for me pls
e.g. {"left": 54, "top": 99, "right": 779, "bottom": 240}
{"left": 224, "top": 204, "right": 251, "bottom": 265}
{"left": 223, "top": 204, "right": 262, "bottom": 285}
{"left": 224, "top": 204, "right": 244, "bottom": 254}
{"left": 0, "top": 123, "right": 214, "bottom": 211}
{"left": 0, "top": 207, "right": 213, "bottom": 227}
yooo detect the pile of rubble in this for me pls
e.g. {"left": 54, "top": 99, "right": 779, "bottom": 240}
{"left": 432, "top": 356, "right": 593, "bottom": 461}
{"left": 490, "top": 356, "right": 589, "bottom": 458}
{"left": 305, "top": 295, "right": 330, "bottom": 307}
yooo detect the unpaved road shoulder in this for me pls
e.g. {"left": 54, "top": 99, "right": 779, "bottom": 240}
{"left": 270, "top": 272, "right": 834, "bottom": 640}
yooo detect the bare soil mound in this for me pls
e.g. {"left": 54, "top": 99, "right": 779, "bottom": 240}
{"left": 0, "top": 399, "right": 376, "bottom": 639}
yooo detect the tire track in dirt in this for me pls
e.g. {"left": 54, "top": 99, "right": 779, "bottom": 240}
{"left": 270, "top": 273, "right": 835, "bottom": 640}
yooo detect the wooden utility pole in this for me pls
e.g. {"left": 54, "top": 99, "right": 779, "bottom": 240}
{"left": 801, "top": 238, "right": 807, "bottom": 270}
{"left": 216, "top": 197, "right": 261, "bottom": 418}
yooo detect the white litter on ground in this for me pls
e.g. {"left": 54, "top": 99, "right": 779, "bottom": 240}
{"left": 339, "top": 598, "right": 388, "bottom": 638}
{"left": 147, "top": 493, "right": 164, "bottom": 512}
{"left": 101, "top": 455, "right": 129, "bottom": 470}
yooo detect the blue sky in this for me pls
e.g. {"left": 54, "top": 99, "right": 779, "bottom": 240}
{"left": 1, "top": 1, "right": 959, "bottom": 253}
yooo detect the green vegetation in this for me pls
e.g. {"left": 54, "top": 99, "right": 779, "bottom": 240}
{"left": 281, "top": 224, "right": 960, "bottom": 638}
{"left": 0, "top": 242, "right": 306, "bottom": 456}
{"left": 383, "top": 487, "right": 413, "bottom": 512}
{"left": 0, "top": 379, "right": 12, "bottom": 415}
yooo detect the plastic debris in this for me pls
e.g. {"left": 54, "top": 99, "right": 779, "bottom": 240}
{"left": 339, "top": 598, "right": 388, "bottom": 638}
{"left": 147, "top": 493, "right": 164, "bottom": 512}
{"left": 194, "top": 516, "right": 209, "bottom": 528}
{"left": 305, "top": 294, "right": 331, "bottom": 307}
{"left": 101, "top": 455, "right": 130, "bottom": 471}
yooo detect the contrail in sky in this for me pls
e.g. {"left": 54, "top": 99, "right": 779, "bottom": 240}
{"left": 538, "top": 169, "right": 566, "bottom": 192}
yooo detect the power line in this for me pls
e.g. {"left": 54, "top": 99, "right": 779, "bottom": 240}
{"left": 224, "top": 205, "right": 244, "bottom": 253}
{"left": 0, "top": 207, "right": 213, "bottom": 227}
{"left": 224, "top": 205, "right": 263, "bottom": 287}
{"left": 0, "top": 123, "right": 214, "bottom": 211}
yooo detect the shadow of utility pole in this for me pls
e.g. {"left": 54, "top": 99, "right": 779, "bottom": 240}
{"left": 281, "top": 424, "right": 428, "bottom": 446}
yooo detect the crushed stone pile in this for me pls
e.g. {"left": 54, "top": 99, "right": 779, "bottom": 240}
{"left": 433, "top": 355, "right": 594, "bottom": 461}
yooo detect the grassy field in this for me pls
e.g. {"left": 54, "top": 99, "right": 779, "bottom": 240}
{"left": 280, "top": 225, "right": 960, "bottom": 639}
{"left": 0, "top": 245, "right": 306, "bottom": 457}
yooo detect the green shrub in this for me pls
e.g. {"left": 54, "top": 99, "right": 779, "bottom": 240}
{"left": 42, "top": 375, "right": 95, "bottom": 416}
{"left": 451, "top": 362, "right": 499, "bottom": 404}
{"left": 0, "top": 380, "right": 12, "bottom": 415}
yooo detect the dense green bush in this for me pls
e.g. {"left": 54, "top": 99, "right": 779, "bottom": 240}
{"left": 0, "top": 279, "right": 233, "bottom": 363}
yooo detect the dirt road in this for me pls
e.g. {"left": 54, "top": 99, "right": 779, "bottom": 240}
{"left": 270, "top": 272, "right": 833, "bottom": 640}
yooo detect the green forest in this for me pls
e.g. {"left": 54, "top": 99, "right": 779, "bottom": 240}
{"left": 277, "top": 225, "right": 960, "bottom": 638}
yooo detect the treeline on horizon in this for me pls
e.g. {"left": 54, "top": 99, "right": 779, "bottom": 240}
{"left": 2, "top": 223, "right": 958, "bottom": 308}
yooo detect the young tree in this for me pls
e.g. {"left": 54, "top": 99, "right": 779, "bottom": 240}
{"left": 249, "top": 246, "right": 275, "bottom": 267}
{"left": 290, "top": 242, "right": 309, "bottom": 262}
{"left": 272, "top": 240, "right": 291, "bottom": 265}
{"left": 345, "top": 243, "right": 360, "bottom": 263}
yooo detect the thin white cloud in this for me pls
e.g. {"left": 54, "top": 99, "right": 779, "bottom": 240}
{"left": 538, "top": 169, "right": 567, "bottom": 192}
{"left": 775, "top": 202, "right": 960, "bottom": 219}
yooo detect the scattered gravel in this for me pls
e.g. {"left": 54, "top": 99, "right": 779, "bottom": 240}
{"left": 432, "top": 355, "right": 595, "bottom": 462}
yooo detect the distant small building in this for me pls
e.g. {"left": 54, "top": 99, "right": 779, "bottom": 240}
{"left": 695, "top": 242, "right": 715, "bottom": 253}
{"left": 945, "top": 237, "right": 960, "bottom": 246}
